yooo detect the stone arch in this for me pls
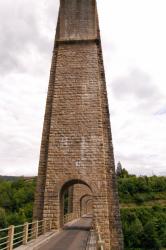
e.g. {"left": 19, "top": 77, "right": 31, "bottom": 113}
{"left": 59, "top": 179, "right": 92, "bottom": 226}
{"left": 60, "top": 179, "right": 92, "bottom": 197}
{"left": 85, "top": 198, "right": 93, "bottom": 214}
{"left": 80, "top": 194, "right": 93, "bottom": 216}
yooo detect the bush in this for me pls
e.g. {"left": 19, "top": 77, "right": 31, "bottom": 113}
{"left": 134, "top": 194, "right": 145, "bottom": 204}
{"left": 121, "top": 206, "right": 166, "bottom": 249}
{"left": 0, "top": 178, "right": 35, "bottom": 226}
{"left": 0, "top": 207, "right": 7, "bottom": 228}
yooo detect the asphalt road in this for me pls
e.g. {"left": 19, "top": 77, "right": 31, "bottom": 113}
{"left": 39, "top": 216, "right": 92, "bottom": 250}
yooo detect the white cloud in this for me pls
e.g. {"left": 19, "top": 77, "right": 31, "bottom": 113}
{"left": 0, "top": 0, "right": 166, "bottom": 176}
{"left": 97, "top": 0, "right": 166, "bottom": 175}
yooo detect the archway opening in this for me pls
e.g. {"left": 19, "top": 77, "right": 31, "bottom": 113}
{"left": 80, "top": 194, "right": 93, "bottom": 216}
{"left": 59, "top": 179, "right": 93, "bottom": 226}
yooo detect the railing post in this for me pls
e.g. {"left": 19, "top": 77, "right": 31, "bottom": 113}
{"left": 35, "top": 221, "right": 38, "bottom": 239}
{"left": 23, "top": 222, "right": 29, "bottom": 245}
{"left": 96, "top": 225, "right": 105, "bottom": 250}
{"left": 98, "top": 240, "right": 105, "bottom": 250}
{"left": 7, "top": 225, "right": 14, "bottom": 250}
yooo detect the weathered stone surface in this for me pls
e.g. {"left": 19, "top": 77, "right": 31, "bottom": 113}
{"left": 72, "top": 184, "right": 92, "bottom": 215}
{"left": 33, "top": 0, "right": 124, "bottom": 249}
{"left": 57, "top": 0, "right": 97, "bottom": 41}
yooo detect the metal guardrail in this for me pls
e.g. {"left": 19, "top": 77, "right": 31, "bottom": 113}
{"left": 0, "top": 214, "right": 104, "bottom": 250}
{"left": 0, "top": 219, "right": 52, "bottom": 250}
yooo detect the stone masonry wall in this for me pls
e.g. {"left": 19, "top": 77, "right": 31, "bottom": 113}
{"left": 34, "top": 0, "right": 124, "bottom": 249}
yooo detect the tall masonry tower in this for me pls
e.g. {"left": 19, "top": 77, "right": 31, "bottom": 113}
{"left": 34, "top": 0, "right": 124, "bottom": 249}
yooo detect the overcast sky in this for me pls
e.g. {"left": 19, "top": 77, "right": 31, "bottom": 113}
{"left": 0, "top": 0, "right": 166, "bottom": 176}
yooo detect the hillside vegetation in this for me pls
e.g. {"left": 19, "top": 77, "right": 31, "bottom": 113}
{"left": 0, "top": 178, "right": 35, "bottom": 227}
{"left": 0, "top": 171, "right": 166, "bottom": 250}
{"left": 117, "top": 167, "right": 166, "bottom": 249}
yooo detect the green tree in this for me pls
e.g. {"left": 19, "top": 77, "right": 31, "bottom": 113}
{"left": 0, "top": 207, "right": 7, "bottom": 228}
{"left": 121, "top": 210, "right": 143, "bottom": 248}
{"left": 116, "top": 162, "right": 123, "bottom": 177}
{"left": 116, "top": 162, "right": 129, "bottom": 178}
{"left": 142, "top": 221, "right": 161, "bottom": 249}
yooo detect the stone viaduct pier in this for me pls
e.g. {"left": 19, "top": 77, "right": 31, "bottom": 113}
{"left": 33, "top": 0, "right": 124, "bottom": 249}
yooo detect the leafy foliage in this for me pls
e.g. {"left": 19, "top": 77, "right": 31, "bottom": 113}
{"left": 0, "top": 178, "right": 35, "bottom": 227}
{"left": 118, "top": 175, "right": 166, "bottom": 205}
{"left": 121, "top": 206, "right": 166, "bottom": 249}
{"left": 117, "top": 168, "right": 166, "bottom": 249}
{"left": 116, "top": 162, "right": 130, "bottom": 178}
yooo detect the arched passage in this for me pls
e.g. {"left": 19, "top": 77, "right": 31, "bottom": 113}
{"left": 59, "top": 179, "right": 92, "bottom": 226}
{"left": 80, "top": 194, "right": 93, "bottom": 216}
{"left": 85, "top": 199, "right": 93, "bottom": 215}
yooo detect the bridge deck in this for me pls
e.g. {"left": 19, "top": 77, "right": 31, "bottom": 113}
{"left": 39, "top": 216, "right": 92, "bottom": 250}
